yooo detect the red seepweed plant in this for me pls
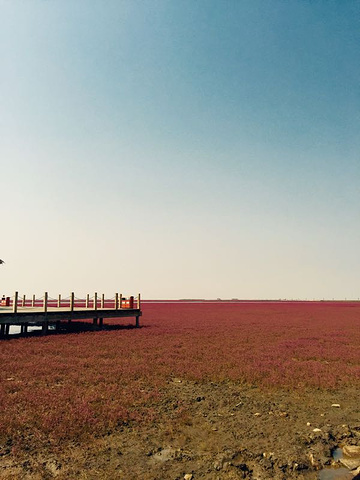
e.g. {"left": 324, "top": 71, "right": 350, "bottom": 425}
{"left": 0, "top": 301, "right": 359, "bottom": 449}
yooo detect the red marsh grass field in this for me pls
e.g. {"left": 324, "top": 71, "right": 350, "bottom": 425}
{"left": 0, "top": 301, "right": 360, "bottom": 479}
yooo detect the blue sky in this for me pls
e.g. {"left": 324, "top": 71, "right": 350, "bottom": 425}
{"left": 1, "top": 0, "right": 359, "bottom": 299}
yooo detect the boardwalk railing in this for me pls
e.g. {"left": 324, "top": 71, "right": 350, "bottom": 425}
{"left": 0, "top": 292, "right": 142, "bottom": 337}
{"left": 1, "top": 292, "right": 141, "bottom": 313}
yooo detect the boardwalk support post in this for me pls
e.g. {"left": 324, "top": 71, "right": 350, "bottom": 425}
{"left": 136, "top": 315, "right": 140, "bottom": 328}
{"left": 44, "top": 292, "right": 48, "bottom": 313}
{"left": 13, "top": 292, "right": 18, "bottom": 314}
{"left": 115, "top": 293, "right": 119, "bottom": 310}
{"left": 70, "top": 292, "right": 74, "bottom": 312}
{"left": 21, "top": 323, "right": 28, "bottom": 335}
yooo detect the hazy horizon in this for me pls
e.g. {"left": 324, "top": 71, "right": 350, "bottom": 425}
{"left": 2, "top": 1, "right": 359, "bottom": 300}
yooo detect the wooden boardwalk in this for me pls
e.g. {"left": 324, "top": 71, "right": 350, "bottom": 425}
{"left": 0, "top": 292, "right": 142, "bottom": 337}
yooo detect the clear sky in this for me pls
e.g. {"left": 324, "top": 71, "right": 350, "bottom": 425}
{"left": 1, "top": 0, "right": 359, "bottom": 300}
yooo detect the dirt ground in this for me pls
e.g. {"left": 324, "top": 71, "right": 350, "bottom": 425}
{"left": 1, "top": 379, "right": 359, "bottom": 479}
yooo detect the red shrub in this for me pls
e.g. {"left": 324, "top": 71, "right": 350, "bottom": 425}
{"left": 0, "top": 301, "right": 359, "bottom": 447}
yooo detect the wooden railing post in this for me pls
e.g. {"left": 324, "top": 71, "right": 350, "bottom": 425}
{"left": 58, "top": 294, "right": 61, "bottom": 308}
{"left": 115, "top": 293, "right": 119, "bottom": 310}
{"left": 32, "top": 294, "right": 35, "bottom": 307}
{"left": 44, "top": 292, "right": 48, "bottom": 313}
{"left": 70, "top": 292, "right": 74, "bottom": 312}
{"left": 94, "top": 292, "right": 97, "bottom": 311}
{"left": 86, "top": 294, "right": 89, "bottom": 308}
{"left": 101, "top": 293, "right": 104, "bottom": 309}
{"left": 13, "top": 291, "right": 18, "bottom": 313}
{"left": 119, "top": 293, "right": 122, "bottom": 309}
{"left": 137, "top": 293, "right": 141, "bottom": 310}
{"left": 22, "top": 294, "right": 26, "bottom": 307}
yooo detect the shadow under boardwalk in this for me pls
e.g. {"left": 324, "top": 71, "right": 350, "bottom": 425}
{"left": 1, "top": 321, "right": 146, "bottom": 340}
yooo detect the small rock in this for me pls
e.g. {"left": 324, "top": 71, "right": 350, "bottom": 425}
{"left": 262, "top": 452, "right": 274, "bottom": 458}
{"left": 313, "top": 428, "right": 322, "bottom": 432}
{"left": 307, "top": 422, "right": 311, "bottom": 426}
{"left": 331, "top": 404, "right": 341, "bottom": 408}
{"left": 340, "top": 445, "right": 360, "bottom": 470}
{"left": 184, "top": 474, "right": 193, "bottom": 480}
{"left": 308, "top": 453, "right": 316, "bottom": 467}
{"left": 254, "top": 412, "right": 261, "bottom": 417}
{"left": 324, "top": 470, "right": 354, "bottom": 480}
{"left": 343, "top": 446, "right": 360, "bottom": 457}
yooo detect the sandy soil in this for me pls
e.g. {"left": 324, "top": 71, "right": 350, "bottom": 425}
{"left": 1, "top": 380, "right": 359, "bottom": 479}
